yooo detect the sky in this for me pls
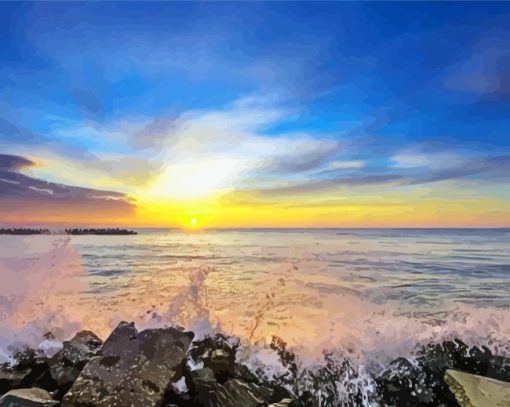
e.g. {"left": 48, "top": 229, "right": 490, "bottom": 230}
{"left": 1, "top": 2, "right": 509, "bottom": 228}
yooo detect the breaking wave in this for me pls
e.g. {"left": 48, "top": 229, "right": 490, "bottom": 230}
{"left": 0, "top": 231, "right": 509, "bottom": 404}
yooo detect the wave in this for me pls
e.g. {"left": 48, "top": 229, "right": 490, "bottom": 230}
{"left": 0, "top": 237, "right": 509, "bottom": 405}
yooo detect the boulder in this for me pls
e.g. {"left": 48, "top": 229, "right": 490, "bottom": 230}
{"left": 444, "top": 369, "right": 510, "bottom": 407}
{"left": 62, "top": 321, "right": 193, "bottom": 407}
{"left": 58, "top": 330, "right": 103, "bottom": 367}
{"left": 188, "top": 334, "right": 238, "bottom": 382}
{"left": 0, "top": 367, "right": 32, "bottom": 394}
{"left": 188, "top": 367, "right": 217, "bottom": 388}
{"left": 268, "top": 398, "right": 295, "bottom": 407}
{"left": 376, "top": 339, "right": 510, "bottom": 406}
{"left": 0, "top": 387, "right": 58, "bottom": 407}
{"left": 190, "top": 377, "right": 272, "bottom": 407}
{"left": 0, "top": 349, "right": 56, "bottom": 395}
{"left": 376, "top": 357, "right": 437, "bottom": 405}
{"left": 48, "top": 330, "right": 103, "bottom": 398}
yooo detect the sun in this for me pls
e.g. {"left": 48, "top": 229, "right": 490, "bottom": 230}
{"left": 190, "top": 218, "right": 198, "bottom": 227}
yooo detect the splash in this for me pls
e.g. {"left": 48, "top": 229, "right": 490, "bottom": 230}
{"left": 0, "top": 237, "right": 84, "bottom": 361}
{"left": 0, "top": 232, "right": 509, "bottom": 404}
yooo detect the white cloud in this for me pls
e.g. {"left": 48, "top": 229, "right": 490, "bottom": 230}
{"left": 326, "top": 160, "right": 366, "bottom": 170}
{"left": 391, "top": 151, "right": 465, "bottom": 169}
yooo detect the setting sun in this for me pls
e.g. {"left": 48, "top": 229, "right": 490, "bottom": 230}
{"left": 190, "top": 218, "right": 198, "bottom": 227}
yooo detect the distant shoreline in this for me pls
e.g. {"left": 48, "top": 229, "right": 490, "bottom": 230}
{"left": 0, "top": 226, "right": 509, "bottom": 232}
{"left": 0, "top": 228, "right": 137, "bottom": 235}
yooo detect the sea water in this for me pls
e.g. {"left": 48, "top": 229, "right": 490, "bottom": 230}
{"left": 1, "top": 228, "right": 509, "bottom": 402}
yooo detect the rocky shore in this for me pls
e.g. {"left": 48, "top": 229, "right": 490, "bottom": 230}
{"left": 0, "top": 322, "right": 509, "bottom": 406}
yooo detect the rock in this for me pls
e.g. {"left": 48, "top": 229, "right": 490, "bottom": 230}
{"left": 0, "top": 367, "right": 32, "bottom": 394}
{"left": 188, "top": 334, "right": 238, "bottom": 382}
{"left": 204, "top": 349, "right": 234, "bottom": 377}
{"left": 268, "top": 398, "right": 295, "bottom": 407}
{"left": 444, "top": 369, "right": 510, "bottom": 407}
{"left": 0, "top": 387, "right": 58, "bottom": 406}
{"left": 48, "top": 330, "right": 103, "bottom": 398}
{"left": 188, "top": 367, "right": 217, "bottom": 388}
{"left": 0, "top": 349, "right": 56, "bottom": 396}
{"left": 377, "top": 340, "right": 510, "bottom": 406}
{"left": 376, "top": 357, "right": 437, "bottom": 405}
{"left": 62, "top": 321, "right": 193, "bottom": 407}
{"left": 59, "top": 330, "right": 103, "bottom": 367}
{"left": 190, "top": 377, "right": 272, "bottom": 407}
{"left": 419, "top": 340, "right": 510, "bottom": 382}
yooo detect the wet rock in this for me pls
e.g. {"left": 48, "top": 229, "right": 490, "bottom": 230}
{"left": 0, "top": 367, "right": 32, "bottom": 394}
{"left": 62, "top": 321, "right": 193, "bottom": 407}
{"left": 268, "top": 398, "right": 296, "bottom": 407}
{"left": 188, "top": 334, "right": 238, "bottom": 382}
{"left": 444, "top": 369, "right": 510, "bottom": 407}
{"left": 376, "top": 357, "right": 437, "bottom": 405}
{"left": 58, "top": 330, "right": 102, "bottom": 367}
{"left": 189, "top": 376, "right": 273, "bottom": 407}
{"left": 376, "top": 340, "right": 510, "bottom": 406}
{"left": 419, "top": 339, "right": 510, "bottom": 382}
{"left": 0, "top": 349, "right": 56, "bottom": 396}
{"left": 48, "top": 330, "right": 103, "bottom": 399}
{"left": 188, "top": 367, "right": 217, "bottom": 388}
{"left": 0, "top": 387, "right": 58, "bottom": 406}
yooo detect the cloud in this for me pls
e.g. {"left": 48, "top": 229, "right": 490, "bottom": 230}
{"left": 391, "top": 148, "right": 510, "bottom": 185}
{"left": 228, "top": 174, "right": 405, "bottom": 201}
{"left": 122, "top": 96, "right": 350, "bottom": 200}
{"left": 391, "top": 151, "right": 466, "bottom": 169}
{"left": 0, "top": 154, "right": 34, "bottom": 171}
{"left": 325, "top": 160, "right": 366, "bottom": 170}
{"left": 444, "top": 31, "right": 510, "bottom": 99}
{"left": 415, "top": 154, "right": 510, "bottom": 184}
{"left": 0, "top": 153, "right": 136, "bottom": 222}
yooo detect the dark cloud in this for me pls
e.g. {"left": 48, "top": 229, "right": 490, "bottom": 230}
{"left": 0, "top": 153, "right": 136, "bottom": 220}
{"left": 0, "top": 154, "right": 34, "bottom": 171}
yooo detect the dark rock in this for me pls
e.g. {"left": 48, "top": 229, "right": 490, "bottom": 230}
{"left": 0, "top": 366, "right": 32, "bottom": 394}
{"left": 0, "top": 349, "right": 56, "bottom": 396}
{"left": 183, "top": 334, "right": 297, "bottom": 406}
{"left": 188, "top": 334, "right": 238, "bottom": 383}
{"left": 59, "top": 330, "right": 102, "bottom": 367}
{"left": 0, "top": 387, "right": 58, "bottom": 406}
{"left": 268, "top": 399, "right": 296, "bottom": 407}
{"left": 47, "top": 330, "right": 103, "bottom": 399}
{"left": 376, "top": 357, "right": 437, "bottom": 406}
{"left": 188, "top": 367, "right": 217, "bottom": 389}
{"left": 62, "top": 321, "right": 193, "bottom": 407}
{"left": 190, "top": 376, "right": 273, "bottom": 407}
{"left": 233, "top": 363, "right": 259, "bottom": 384}
{"left": 376, "top": 339, "right": 510, "bottom": 406}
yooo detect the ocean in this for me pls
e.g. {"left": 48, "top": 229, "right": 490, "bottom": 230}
{"left": 1, "top": 228, "right": 509, "bottom": 403}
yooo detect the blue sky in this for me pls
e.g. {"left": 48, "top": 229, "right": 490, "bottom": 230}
{"left": 1, "top": 2, "right": 509, "bottom": 226}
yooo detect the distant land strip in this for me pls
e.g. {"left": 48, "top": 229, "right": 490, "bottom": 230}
{"left": 0, "top": 228, "right": 137, "bottom": 235}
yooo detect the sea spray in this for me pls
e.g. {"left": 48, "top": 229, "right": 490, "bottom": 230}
{"left": 1, "top": 231, "right": 509, "bottom": 404}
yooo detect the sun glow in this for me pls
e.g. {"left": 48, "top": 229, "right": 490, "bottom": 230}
{"left": 144, "top": 158, "right": 239, "bottom": 201}
{"left": 190, "top": 218, "right": 198, "bottom": 227}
